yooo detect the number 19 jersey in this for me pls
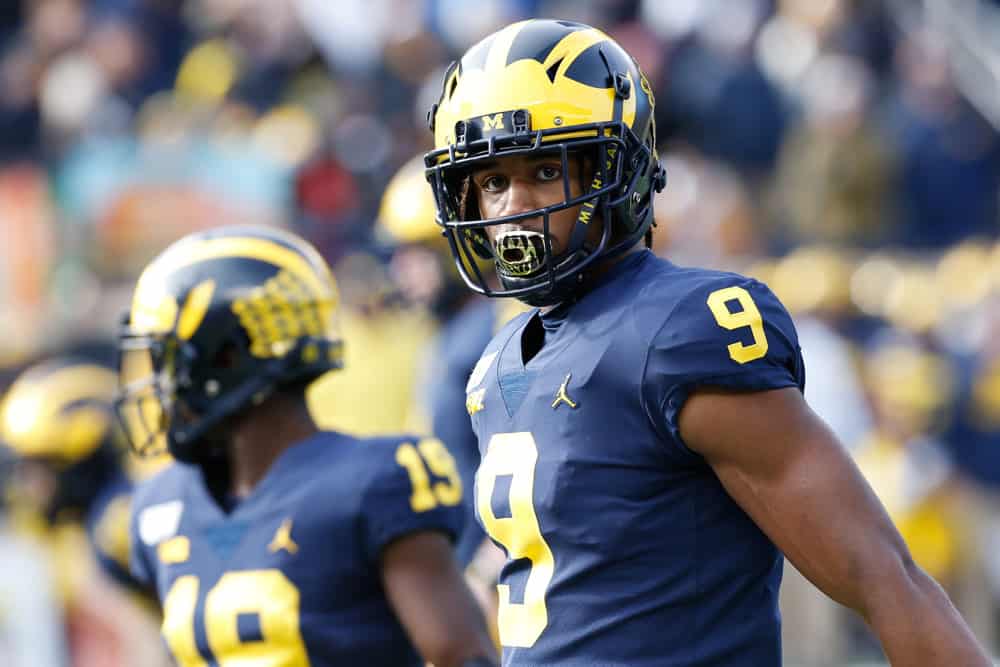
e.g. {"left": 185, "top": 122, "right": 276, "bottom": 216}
{"left": 130, "top": 431, "right": 464, "bottom": 666}
{"left": 467, "top": 251, "right": 805, "bottom": 666}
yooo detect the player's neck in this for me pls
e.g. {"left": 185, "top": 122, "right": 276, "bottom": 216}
{"left": 225, "top": 394, "right": 317, "bottom": 499}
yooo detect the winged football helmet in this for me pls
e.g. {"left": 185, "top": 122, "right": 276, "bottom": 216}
{"left": 1, "top": 359, "right": 124, "bottom": 520}
{"left": 115, "top": 226, "right": 343, "bottom": 463}
{"left": 425, "top": 19, "right": 665, "bottom": 306}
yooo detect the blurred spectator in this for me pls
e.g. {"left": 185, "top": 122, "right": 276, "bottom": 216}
{"left": 652, "top": 146, "right": 761, "bottom": 267}
{"left": 293, "top": 151, "right": 363, "bottom": 262}
{"left": 942, "top": 291, "right": 1000, "bottom": 653}
{"left": 885, "top": 30, "right": 1000, "bottom": 247}
{"left": 946, "top": 295, "right": 1000, "bottom": 491}
{"left": 770, "top": 53, "right": 897, "bottom": 248}
{"left": 0, "top": 36, "right": 43, "bottom": 160}
{"left": 655, "top": 0, "right": 788, "bottom": 174}
{"left": 856, "top": 335, "right": 963, "bottom": 585}
{"left": 0, "top": 163, "right": 56, "bottom": 362}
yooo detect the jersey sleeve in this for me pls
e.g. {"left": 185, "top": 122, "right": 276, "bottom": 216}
{"left": 360, "top": 437, "right": 466, "bottom": 562}
{"left": 642, "top": 276, "right": 805, "bottom": 451}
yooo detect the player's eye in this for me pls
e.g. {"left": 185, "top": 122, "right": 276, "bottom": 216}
{"left": 479, "top": 174, "right": 507, "bottom": 193}
{"left": 536, "top": 165, "right": 561, "bottom": 182}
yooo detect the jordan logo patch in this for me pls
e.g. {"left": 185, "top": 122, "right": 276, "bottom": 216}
{"left": 551, "top": 373, "right": 578, "bottom": 410}
{"left": 268, "top": 518, "right": 299, "bottom": 555}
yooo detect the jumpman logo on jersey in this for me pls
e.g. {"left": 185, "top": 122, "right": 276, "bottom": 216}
{"left": 268, "top": 518, "right": 299, "bottom": 555}
{"left": 551, "top": 373, "right": 579, "bottom": 410}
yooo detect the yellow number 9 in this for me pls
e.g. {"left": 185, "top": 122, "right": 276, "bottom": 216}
{"left": 477, "top": 432, "right": 554, "bottom": 648}
{"left": 205, "top": 570, "right": 309, "bottom": 665}
{"left": 706, "top": 286, "right": 769, "bottom": 364}
{"left": 417, "top": 438, "right": 463, "bottom": 506}
{"left": 396, "top": 438, "right": 463, "bottom": 512}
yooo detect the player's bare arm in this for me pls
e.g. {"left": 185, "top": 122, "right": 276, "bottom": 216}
{"left": 680, "top": 385, "right": 992, "bottom": 666}
{"left": 381, "top": 531, "right": 498, "bottom": 667}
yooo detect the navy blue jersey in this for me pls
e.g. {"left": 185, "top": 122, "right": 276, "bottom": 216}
{"left": 129, "top": 431, "right": 464, "bottom": 667}
{"left": 466, "top": 251, "right": 804, "bottom": 666}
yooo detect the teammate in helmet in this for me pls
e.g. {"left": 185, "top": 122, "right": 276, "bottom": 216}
{"left": 426, "top": 18, "right": 989, "bottom": 666}
{"left": 119, "top": 225, "right": 497, "bottom": 667}
{"left": 3, "top": 361, "right": 129, "bottom": 534}
{"left": 379, "top": 154, "right": 481, "bottom": 320}
{"left": 0, "top": 357, "right": 169, "bottom": 666}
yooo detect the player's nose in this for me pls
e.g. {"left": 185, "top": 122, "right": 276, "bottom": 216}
{"left": 495, "top": 178, "right": 543, "bottom": 233}
{"left": 501, "top": 177, "right": 541, "bottom": 218}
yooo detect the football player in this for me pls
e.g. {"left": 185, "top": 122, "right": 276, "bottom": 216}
{"left": 424, "top": 18, "right": 990, "bottom": 666}
{"left": 118, "top": 225, "right": 497, "bottom": 667}
{"left": 0, "top": 358, "right": 168, "bottom": 666}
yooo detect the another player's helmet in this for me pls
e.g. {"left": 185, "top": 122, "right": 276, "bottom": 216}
{"left": 425, "top": 19, "right": 666, "bottom": 306}
{"left": 376, "top": 155, "right": 487, "bottom": 317}
{"left": 378, "top": 155, "right": 447, "bottom": 249}
{"left": 0, "top": 359, "right": 123, "bottom": 521}
{"left": 115, "top": 226, "right": 343, "bottom": 463}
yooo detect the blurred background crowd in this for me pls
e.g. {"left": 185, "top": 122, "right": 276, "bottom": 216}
{"left": 3, "top": 0, "right": 1000, "bottom": 665}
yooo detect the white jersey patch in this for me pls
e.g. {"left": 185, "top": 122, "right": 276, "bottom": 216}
{"left": 466, "top": 351, "right": 498, "bottom": 393}
{"left": 138, "top": 500, "right": 184, "bottom": 546}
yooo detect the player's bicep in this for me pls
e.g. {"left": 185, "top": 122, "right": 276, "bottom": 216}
{"left": 681, "top": 386, "right": 912, "bottom": 612}
{"left": 381, "top": 531, "right": 496, "bottom": 667}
